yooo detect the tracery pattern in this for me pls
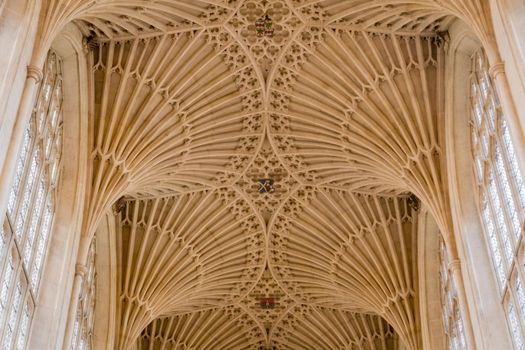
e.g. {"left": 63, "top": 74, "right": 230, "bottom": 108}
{"left": 70, "top": 238, "right": 96, "bottom": 350}
{"left": 40, "top": 1, "right": 236, "bottom": 41}
{"left": 16, "top": 0, "right": 505, "bottom": 348}
{"left": 231, "top": 0, "right": 298, "bottom": 77}
{"left": 272, "top": 306, "right": 398, "bottom": 349}
{"left": 0, "top": 51, "right": 63, "bottom": 349}
{"left": 85, "top": 29, "right": 264, "bottom": 236}
{"left": 323, "top": 2, "right": 453, "bottom": 34}
{"left": 235, "top": 135, "right": 299, "bottom": 225}
{"left": 136, "top": 306, "right": 397, "bottom": 350}
{"left": 137, "top": 308, "right": 265, "bottom": 350}
{"left": 268, "top": 28, "right": 450, "bottom": 234}
{"left": 470, "top": 49, "right": 525, "bottom": 349}
{"left": 81, "top": 4, "right": 443, "bottom": 347}
{"left": 116, "top": 190, "right": 265, "bottom": 349}
{"left": 439, "top": 238, "right": 467, "bottom": 350}
{"left": 269, "top": 188, "right": 418, "bottom": 349}
{"left": 240, "top": 263, "right": 295, "bottom": 341}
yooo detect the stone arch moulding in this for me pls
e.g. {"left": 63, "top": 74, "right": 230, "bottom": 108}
{"left": 25, "top": 0, "right": 501, "bottom": 264}
{"left": 266, "top": 24, "right": 456, "bottom": 246}
{"left": 20, "top": 22, "right": 91, "bottom": 350}
{"left": 81, "top": 26, "right": 265, "bottom": 249}
{"left": 113, "top": 189, "right": 266, "bottom": 349}
{"left": 6, "top": 1, "right": 522, "bottom": 349}
{"left": 267, "top": 185, "right": 420, "bottom": 349}
{"left": 92, "top": 211, "right": 118, "bottom": 350}
{"left": 416, "top": 208, "right": 446, "bottom": 349}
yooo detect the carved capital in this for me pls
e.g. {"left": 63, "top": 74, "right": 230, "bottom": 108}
{"left": 489, "top": 61, "right": 505, "bottom": 80}
{"left": 26, "top": 65, "right": 43, "bottom": 83}
{"left": 75, "top": 263, "right": 88, "bottom": 277}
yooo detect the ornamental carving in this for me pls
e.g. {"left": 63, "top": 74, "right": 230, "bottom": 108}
{"left": 29, "top": 0, "right": 493, "bottom": 348}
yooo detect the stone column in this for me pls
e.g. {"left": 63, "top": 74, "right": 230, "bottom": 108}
{"left": 0, "top": 64, "right": 41, "bottom": 218}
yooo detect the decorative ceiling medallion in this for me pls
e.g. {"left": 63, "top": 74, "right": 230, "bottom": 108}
{"left": 232, "top": 0, "right": 297, "bottom": 77}
{"left": 236, "top": 135, "right": 298, "bottom": 225}
{"left": 255, "top": 14, "right": 274, "bottom": 38}
{"left": 241, "top": 263, "right": 293, "bottom": 347}
{"left": 257, "top": 295, "right": 280, "bottom": 309}
{"left": 240, "top": 1, "right": 289, "bottom": 43}
{"left": 258, "top": 178, "right": 275, "bottom": 193}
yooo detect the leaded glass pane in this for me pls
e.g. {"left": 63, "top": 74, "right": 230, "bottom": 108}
{"left": 0, "top": 50, "right": 63, "bottom": 349}
{"left": 14, "top": 149, "right": 40, "bottom": 241}
{"left": 15, "top": 302, "right": 31, "bottom": 350}
{"left": 508, "top": 302, "right": 525, "bottom": 350}
{"left": 70, "top": 238, "right": 96, "bottom": 350}
{"left": 0, "top": 252, "right": 15, "bottom": 326}
{"left": 4, "top": 280, "right": 23, "bottom": 350}
{"left": 487, "top": 172, "right": 514, "bottom": 264}
{"left": 23, "top": 180, "right": 45, "bottom": 268}
{"left": 79, "top": 337, "right": 86, "bottom": 350}
{"left": 7, "top": 129, "right": 32, "bottom": 216}
{"left": 30, "top": 204, "right": 52, "bottom": 291}
{"left": 70, "top": 317, "right": 79, "bottom": 350}
{"left": 470, "top": 48, "right": 525, "bottom": 349}
{"left": 502, "top": 120, "right": 525, "bottom": 213}
{"left": 516, "top": 276, "right": 525, "bottom": 323}
{"left": 440, "top": 237, "right": 467, "bottom": 350}
{"left": 482, "top": 199, "right": 506, "bottom": 288}
{"left": 495, "top": 143, "right": 521, "bottom": 237}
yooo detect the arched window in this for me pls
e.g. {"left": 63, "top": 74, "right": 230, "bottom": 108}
{"left": 440, "top": 237, "right": 468, "bottom": 350}
{"left": 470, "top": 48, "right": 525, "bottom": 349}
{"left": 0, "top": 50, "right": 63, "bottom": 349}
{"left": 70, "top": 238, "right": 96, "bottom": 350}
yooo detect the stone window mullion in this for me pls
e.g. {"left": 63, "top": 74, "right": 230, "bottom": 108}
{"left": 484, "top": 175, "right": 513, "bottom": 282}
{"left": 440, "top": 237, "right": 468, "bottom": 350}
{"left": 70, "top": 238, "right": 96, "bottom": 350}
{"left": 0, "top": 50, "right": 63, "bottom": 349}
{"left": 470, "top": 48, "right": 525, "bottom": 350}
{"left": 7, "top": 121, "right": 36, "bottom": 221}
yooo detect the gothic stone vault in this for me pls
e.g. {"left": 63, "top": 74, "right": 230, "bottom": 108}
{"left": 33, "top": 0, "right": 496, "bottom": 348}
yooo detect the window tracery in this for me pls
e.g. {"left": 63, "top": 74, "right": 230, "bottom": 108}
{"left": 470, "top": 48, "right": 525, "bottom": 349}
{"left": 439, "top": 238, "right": 467, "bottom": 350}
{"left": 0, "top": 50, "right": 63, "bottom": 349}
{"left": 70, "top": 239, "right": 96, "bottom": 350}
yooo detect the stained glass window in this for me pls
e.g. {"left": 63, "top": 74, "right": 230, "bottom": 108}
{"left": 470, "top": 48, "right": 525, "bottom": 349}
{"left": 440, "top": 237, "right": 468, "bottom": 350}
{"left": 70, "top": 238, "right": 96, "bottom": 350}
{"left": 0, "top": 50, "right": 63, "bottom": 348}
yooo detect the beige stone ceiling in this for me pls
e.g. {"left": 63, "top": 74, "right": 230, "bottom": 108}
{"left": 35, "top": 0, "right": 492, "bottom": 349}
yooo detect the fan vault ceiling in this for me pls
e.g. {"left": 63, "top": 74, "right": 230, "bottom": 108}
{"left": 35, "top": 0, "right": 494, "bottom": 348}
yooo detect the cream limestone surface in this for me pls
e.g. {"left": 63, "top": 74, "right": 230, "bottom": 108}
{"left": 0, "top": 1, "right": 524, "bottom": 349}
